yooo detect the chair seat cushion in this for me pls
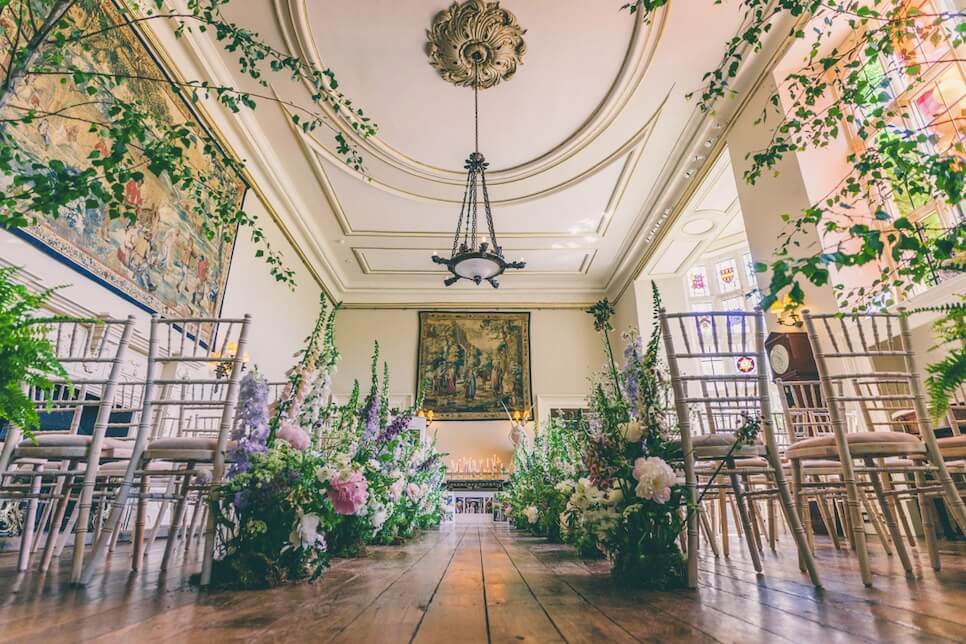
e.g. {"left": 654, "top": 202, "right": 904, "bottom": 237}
{"left": 786, "top": 431, "right": 921, "bottom": 459}
{"left": 938, "top": 435, "right": 966, "bottom": 458}
{"left": 98, "top": 460, "right": 175, "bottom": 473}
{"left": 17, "top": 434, "right": 130, "bottom": 448}
{"left": 147, "top": 437, "right": 220, "bottom": 451}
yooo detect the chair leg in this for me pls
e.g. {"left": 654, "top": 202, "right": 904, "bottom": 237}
{"left": 718, "top": 487, "right": 729, "bottom": 557}
{"left": 185, "top": 495, "right": 203, "bottom": 554}
{"left": 200, "top": 496, "right": 218, "bottom": 586}
{"left": 791, "top": 460, "right": 811, "bottom": 570}
{"left": 766, "top": 452, "right": 822, "bottom": 587}
{"left": 699, "top": 505, "right": 719, "bottom": 558}
{"left": 161, "top": 465, "right": 195, "bottom": 571}
{"left": 860, "top": 486, "right": 894, "bottom": 556}
{"left": 132, "top": 474, "right": 149, "bottom": 571}
{"left": 913, "top": 469, "right": 940, "bottom": 571}
{"left": 18, "top": 465, "right": 43, "bottom": 572}
{"left": 40, "top": 467, "right": 76, "bottom": 572}
{"left": 841, "top": 462, "right": 873, "bottom": 586}
{"left": 767, "top": 497, "right": 777, "bottom": 551}
{"left": 728, "top": 462, "right": 762, "bottom": 574}
{"left": 812, "top": 480, "right": 841, "bottom": 550}
{"left": 866, "top": 459, "right": 914, "bottom": 573}
{"left": 55, "top": 501, "right": 81, "bottom": 557}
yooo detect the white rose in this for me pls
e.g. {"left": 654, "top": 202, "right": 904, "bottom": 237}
{"left": 523, "top": 505, "right": 539, "bottom": 524}
{"left": 620, "top": 420, "right": 643, "bottom": 443}
{"left": 371, "top": 504, "right": 388, "bottom": 529}
{"left": 632, "top": 456, "right": 677, "bottom": 504}
{"left": 290, "top": 512, "right": 326, "bottom": 550}
{"left": 605, "top": 487, "right": 624, "bottom": 505}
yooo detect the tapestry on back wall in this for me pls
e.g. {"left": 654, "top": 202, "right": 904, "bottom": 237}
{"left": 416, "top": 311, "right": 532, "bottom": 421}
{"left": 0, "top": 0, "right": 245, "bottom": 344}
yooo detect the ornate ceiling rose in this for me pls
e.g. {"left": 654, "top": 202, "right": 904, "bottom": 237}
{"left": 426, "top": 0, "right": 526, "bottom": 89}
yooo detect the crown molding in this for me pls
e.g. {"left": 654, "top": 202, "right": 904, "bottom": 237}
{"left": 607, "top": 8, "right": 805, "bottom": 306}
{"left": 273, "top": 0, "right": 667, "bottom": 185}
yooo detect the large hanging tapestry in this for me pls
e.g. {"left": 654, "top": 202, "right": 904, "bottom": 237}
{"left": 417, "top": 312, "right": 532, "bottom": 420}
{"left": 1, "top": 0, "right": 244, "bottom": 342}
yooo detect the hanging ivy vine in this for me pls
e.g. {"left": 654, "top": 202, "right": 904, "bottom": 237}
{"left": 625, "top": 0, "right": 965, "bottom": 414}
{"left": 0, "top": 0, "right": 376, "bottom": 287}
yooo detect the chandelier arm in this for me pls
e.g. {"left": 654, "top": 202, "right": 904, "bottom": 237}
{"left": 480, "top": 166, "right": 499, "bottom": 255}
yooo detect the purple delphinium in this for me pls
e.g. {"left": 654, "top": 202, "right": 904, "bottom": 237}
{"left": 359, "top": 390, "right": 380, "bottom": 441}
{"left": 379, "top": 411, "right": 412, "bottom": 445}
{"left": 621, "top": 333, "right": 644, "bottom": 409}
{"left": 228, "top": 371, "right": 270, "bottom": 477}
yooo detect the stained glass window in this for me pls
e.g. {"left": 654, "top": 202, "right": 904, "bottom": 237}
{"left": 716, "top": 259, "right": 740, "bottom": 293}
{"left": 687, "top": 266, "right": 710, "bottom": 297}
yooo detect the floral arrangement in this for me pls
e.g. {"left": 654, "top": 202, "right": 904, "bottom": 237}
{"left": 501, "top": 283, "right": 759, "bottom": 588}
{"left": 501, "top": 417, "right": 581, "bottom": 544}
{"left": 211, "top": 297, "right": 446, "bottom": 589}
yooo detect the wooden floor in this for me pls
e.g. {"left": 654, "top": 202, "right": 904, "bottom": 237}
{"left": 1, "top": 522, "right": 965, "bottom": 643}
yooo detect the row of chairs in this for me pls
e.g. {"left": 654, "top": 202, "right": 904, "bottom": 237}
{"left": 0, "top": 314, "right": 251, "bottom": 586}
{"left": 659, "top": 307, "right": 966, "bottom": 589}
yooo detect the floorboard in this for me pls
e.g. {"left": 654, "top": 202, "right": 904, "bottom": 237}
{"left": 0, "top": 522, "right": 964, "bottom": 643}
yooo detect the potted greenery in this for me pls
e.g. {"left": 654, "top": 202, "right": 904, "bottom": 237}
{"left": 0, "top": 265, "right": 68, "bottom": 442}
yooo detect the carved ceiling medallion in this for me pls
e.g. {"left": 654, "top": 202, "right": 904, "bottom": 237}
{"left": 426, "top": 0, "right": 526, "bottom": 89}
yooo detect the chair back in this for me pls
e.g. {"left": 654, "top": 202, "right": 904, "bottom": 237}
{"left": 24, "top": 317, "right": 137, "bottom": 438}
{"left": 776, "top": 380, "right": 833, "bottom": 443}
{"left": 128, "top": 315, "right": 251, "bottom": 478}
{"left": 802, "top": 310, "right": 933, "bottom": 438}
{"left": 659, "top": 309, "right": 770, "bottom": 440}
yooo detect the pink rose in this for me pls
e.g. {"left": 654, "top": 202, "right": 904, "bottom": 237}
{"left": 389, "top": 478, "right": 405, "bottom": 501}
{"left": 277, "top": 421, "right": 310, "bottom": 451}
{"left": 328, "top": 470, "right": 369, "bottom": 515}
{"left": 405, "top": 482, "right": 422, "bottom": 499}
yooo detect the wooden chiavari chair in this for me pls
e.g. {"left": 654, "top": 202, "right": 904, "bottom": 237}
{"left": 79, "top": 314, "right": 251, "bottom": 587}
{"left": 799, "top": 309, "right": 966, "bottom": 586}
{"left": 777, "top": 380, "right": 903, "bottom": 555}
{"left": 0, "top": 316, "right": 135, "bottom": 579}
{"left": 660, "top": 308, "right": 821, "bottom": 589}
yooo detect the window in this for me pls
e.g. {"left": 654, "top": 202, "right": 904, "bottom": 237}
{"left": 716, "top": 259, "right": 740, "bottom": 294}
{"left": 687, "top": 266, "right": 710, "bottom": 297}
{"left": 743, "top": 252, "right": 756, "bottom": 284}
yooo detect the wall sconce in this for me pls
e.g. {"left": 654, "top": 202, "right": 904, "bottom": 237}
{"left": 209, "top": 341, "right": 250, "bottom": 379}
{"left": 769, "top": 294, "right": 804, "bottom": 328}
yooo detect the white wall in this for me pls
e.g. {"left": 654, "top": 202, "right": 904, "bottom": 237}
{"left": 0, "top": 193, "right": 321, "bottom": 381}
{"left": 330, "top": 308, "right": 602, "bottom": 466}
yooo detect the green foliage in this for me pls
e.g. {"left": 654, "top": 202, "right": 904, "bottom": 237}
{"left": 501, "top": 418, "right": 583, "bottom": 543}
{"left": 918, "top": 299, "right": 966, "bottom": 419}
{"left": 0, "top": 0, "right": 377, "bottom": 288}
{"left": 0, "top": 265, "right": 68, "bottom": 439}
{"left": 625, "top": 0, "right": 966, "bottom": 414}
{"left": 212, "top": 444, "right": 335, "bottom": 589}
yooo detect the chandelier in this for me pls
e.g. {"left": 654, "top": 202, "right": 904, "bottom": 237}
{"left": 431, "top": 63, "right": 525, "bottom": 288}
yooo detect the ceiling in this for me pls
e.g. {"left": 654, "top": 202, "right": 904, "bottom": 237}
{"left": 157, "top": 0, "right": 781, "bottom": 307}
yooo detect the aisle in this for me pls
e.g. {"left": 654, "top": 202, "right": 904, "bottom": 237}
{"left": 1, "top": 523, "right": 965, "bottom": 643}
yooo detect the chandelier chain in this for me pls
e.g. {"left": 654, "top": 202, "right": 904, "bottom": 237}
{"left": 474, "top": 63, "right": 479, "bottom": 153}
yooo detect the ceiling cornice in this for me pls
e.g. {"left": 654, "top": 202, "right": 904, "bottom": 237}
{"left": 607, "top": 5, "right": 805, "bottom": 306}
{"left": 272, "top": 0, "right": 668, "bottom": 185}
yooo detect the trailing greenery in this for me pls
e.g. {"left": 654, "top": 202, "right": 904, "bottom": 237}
{"left": 919, "top": 299, "right": 966, "bottom": 418}
{"left": 0, "top": 0, "right": 376, "bottom": 287}
{"left": 0, "top": 265, "right": 68, "bottom": 440}
{"left": 624, "top": 0, "right": 965, "bottom": 413}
